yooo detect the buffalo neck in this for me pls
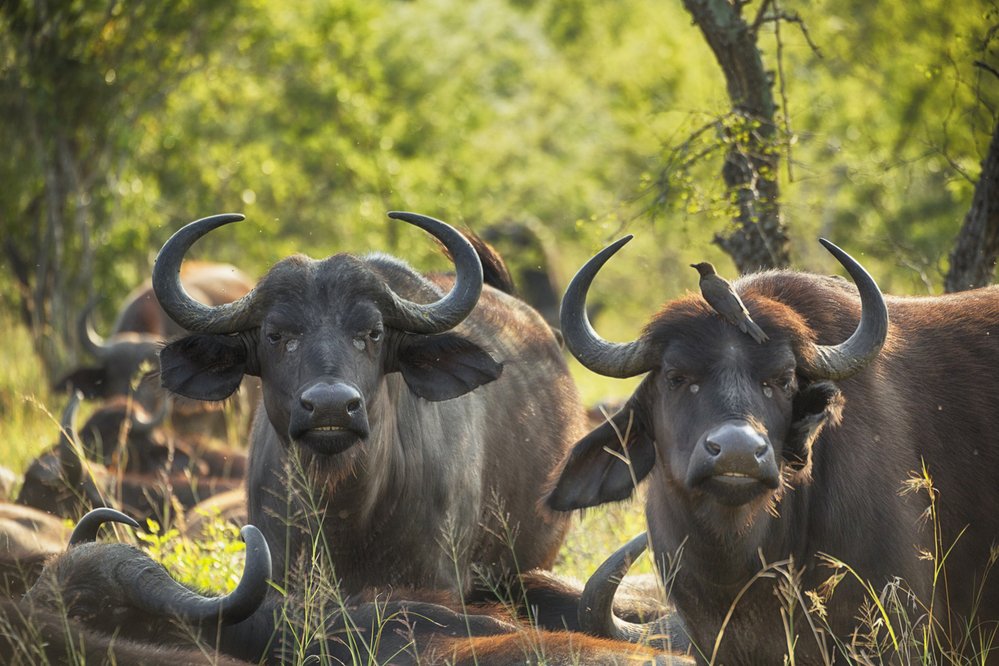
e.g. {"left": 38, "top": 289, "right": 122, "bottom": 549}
{"left": 646, "top": 460, "right": 814, "bottom": 589}
{"left": 271, "top": 374, "right": 483, "bottom": 594}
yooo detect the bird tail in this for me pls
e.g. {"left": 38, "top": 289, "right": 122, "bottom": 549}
{"left": 746, "top": 319, "right": 769, "bottom": 344}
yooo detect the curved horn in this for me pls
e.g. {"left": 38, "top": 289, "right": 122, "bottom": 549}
{"left": 579, "top": 532, "right": 686, "bottom": 651}
{"left": 580, "top": 532, "right": 653, "bottom": 643}
{"left": 69, "top": 507, "right": 141, "bottom": 546}
{"left": 384, "top": 211, "right": 483, "bottom": 334}
{"left": 800, "top": 239, "right": 889, "bottom": 380}
{"left": 78, "top": 299, "right": 109, "bottom": 359}
{"left": 130, "top": 397, "right": 169, "bottom": 435}
{"left": 152, "top": 214, "right": 260, "bottom": 334}
{"left": 122, "top": 525, "right": 271, "bottom": 625}
{"left": 58, "top": 391, "right": 84, "bottom": 486}
{"left": 560, "top": 236, "right": 655, "bottom": 378}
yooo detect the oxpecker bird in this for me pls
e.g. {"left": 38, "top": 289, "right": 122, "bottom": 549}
{"left": 691, "top": 262, "right": 769, "bottom": 344}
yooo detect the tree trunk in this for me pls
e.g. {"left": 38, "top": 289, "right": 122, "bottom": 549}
{"left": 682, "top": 0, "right": 790, "bottom": 272}
{"left": 944, "top": 115, "right": 999, "bottom": 292}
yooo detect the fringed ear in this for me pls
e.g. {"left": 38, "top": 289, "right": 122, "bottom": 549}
{"left": 391, "top": 332, "right": 502, "bottom": 402}
{"left": 159, "top": 333, "right": 256, "bottom": 401}
{"left": 546, "top": 379, "right": 656, "bottom": 511}
{"left": 784, "top": 380, "right": 844, "bottom": 481}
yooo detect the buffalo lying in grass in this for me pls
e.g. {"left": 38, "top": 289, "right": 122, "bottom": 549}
{"left": 22, "top": 509, "right": 689, "bottom": 665}
{"left": 55, "top": 262, "right": 258, "bottom": 439}
{"left": 17, "top": 392, "right": 240, "bottom": 524}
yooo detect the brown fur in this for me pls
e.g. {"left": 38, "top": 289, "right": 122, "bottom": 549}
{"left": 551, "top": 269, "right": 999, "bottom": 663}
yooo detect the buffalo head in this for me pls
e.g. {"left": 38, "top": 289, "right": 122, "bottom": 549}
{"left": 53, "top": 301, "right": 161, "bottom": 406}
{"left": 16, "top": 392, "right": 107, "bottom": 517}
{"left": 154, "top": 212, "right": 500, "bottom": 462}
{"left": 548, "top": 238, "right": 887, "bottom": 521}
{"left": 25, "top": 508, "right": 270, "bottom": 643}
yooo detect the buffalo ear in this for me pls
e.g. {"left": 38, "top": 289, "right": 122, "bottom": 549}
{"left": 393, "top": 332, "right": 503, "bottom": 402}
{"left": 547, "top": 396, "right": 655, "bottom": 512}
{"left": 53, "top": 367, "right": 109, "bottom": 399}
{"left": 784, "top": 380, "right": 844, "bottom": 476}
{"left": 159, "top": 334, "right": 250, "bottom": 401}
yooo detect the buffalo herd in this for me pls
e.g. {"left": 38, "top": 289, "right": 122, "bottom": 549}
{"left": 4, "top": 211, "right": 999, "bottom": 665}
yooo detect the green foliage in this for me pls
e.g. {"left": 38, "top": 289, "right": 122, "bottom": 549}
{"left": 137, "top": 516, "right": 247, "bottom": 593}
{"left": 0, "top": 309, "right": 58, "bottom": 476}
{"left": 4, "top": 0, "right": 994, "bottom": 369}
{"left": 0, "top": 3, "right": 997, "bottom": 658}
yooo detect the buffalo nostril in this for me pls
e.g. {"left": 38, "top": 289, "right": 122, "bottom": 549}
{"left": 345, "top": 398, "right": 362, "bottom": 415}
{"left": 755, "top": 441, "right": 769, "bottom": 460}
{"left": 704, "top": 439, "right": 722, "bottom": 456}
{"left": 300, "top": 398, "right": 315, "bottom": 413}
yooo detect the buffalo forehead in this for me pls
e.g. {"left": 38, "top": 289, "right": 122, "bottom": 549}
{"left": 660, "top": 328, "right": 795, "bottom": 378}
{"left": 256, "top": 257, "right": 392, "bottom": 323}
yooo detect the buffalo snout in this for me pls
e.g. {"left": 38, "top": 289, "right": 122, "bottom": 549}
{"left": 686, "top": 421, "right": 779, "bottom": 505}
{"left": 289, "top": 381, "right": 369, "bottom": 455}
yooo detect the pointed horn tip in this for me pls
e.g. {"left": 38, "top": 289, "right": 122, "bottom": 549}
{"left": 69, "top": 508, "right": 141, "bottom": 546}
{"left": 61, "top": 391, "right": 83, "bottom": 424}
{"left": 78, "top": 507, "right": 141, "bottom": 531}
{"left": 239, "top": 524, "right": 272, "bottom": 569}
{"left": 239, "top": 524, "right": 264, "bottom": 544}
{"left": 386, "top": 210, "right": 450, "bottom": 227}
{"left": 582, "top": 235, "right": 634, "bottom": 266}
{"left": 186, "top": 213, "right": 246, "bottom": 230}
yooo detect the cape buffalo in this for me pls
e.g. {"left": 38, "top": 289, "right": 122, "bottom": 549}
{"left": 548, "top": 236, "right": 999, "bottom": 663}
{"left": 70, "top": 395, "right": 247, "bottom": 479}
{"left": 23, "top": 509, "right": 686, "bottom": 665}
{"left": 54, "top": 261, "right": 258, "bottom": 439}
{"left": 153, "top": 212, "right": 584, "bottom": 594}
{"left": 0, "top": 503, "right": 70, "bottom": 595}
{"left": 17, "top": 392, "right": 241, "bottom": 523}
{"left": 8, "top": 508, "right": 256, "bottom": 665}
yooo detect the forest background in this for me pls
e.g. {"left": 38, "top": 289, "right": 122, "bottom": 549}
{"left": 0, "top": 0, "right": 997, "bottom": 578}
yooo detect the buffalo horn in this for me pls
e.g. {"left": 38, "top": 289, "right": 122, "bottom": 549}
{"left": 130, "top": 397, "right": 170, "bottom": 435}
{"left": 78, "top": 299, "right": 109, "bottom": 359}
{"left": 122, "top": 525, "right": 271, "bottom": 625}
{"left": 560, "top": 236, "right": 655, "bottom": 378}
{"left": 579, "top": 532, "right": 686, "bottom": 651}
{"left": 801, "top": 239, "right": 889, "bottom": 380}
{"left": 58, "top": 391, "right": 84, "bottom": 486}
{"left": 384, "top": 211, "right": 483, "bottom": 334}
{"left": 69, "top": 507, "right": 141, "bottom": 546}
{"left": 152, "top": 214, "right": 260, "bottom": 334}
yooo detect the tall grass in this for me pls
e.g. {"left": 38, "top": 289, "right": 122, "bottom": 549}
{"left": 10, "top": 309, "right": 997, "bottom": 664}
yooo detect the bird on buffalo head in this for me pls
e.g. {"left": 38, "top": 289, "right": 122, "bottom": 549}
{"left": 691, "top": 262, "right": 769, "bottom": 344}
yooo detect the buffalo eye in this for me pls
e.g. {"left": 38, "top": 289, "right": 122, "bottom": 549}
{"left": 353, "top": 325, "right": 383, "bottom": 352}
{"left": 762, "top": 371, "right": 795, "bottom": 397}
{"left": 665, "top": 370, "right": 687, "bottom": 391}
{"left": 775, "top": 373, "right": 794, "bottom": 391}
{"left": 266, "top": 331, "right": 282, "bottom": 345}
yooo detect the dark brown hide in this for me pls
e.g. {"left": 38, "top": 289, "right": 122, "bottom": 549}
{"left": 54, "top": 260, "right": 258, "bottom": 438}
{"left": 156, "top": 214, "right": 584, "bottom": 595}
{"left": 25, "top": 524, "right": 686, "bottom": 665}
{"left": 550, "top": 251, "right": 999, "bottom": 663}
{"left": 0, "top": 503, "right": 70, "bottom": 596}
{"left": 17, "top": 396, "right": 242, "bottom": 524}
{"left": 0, "top": 598, "right": 252, "bottom": 666}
